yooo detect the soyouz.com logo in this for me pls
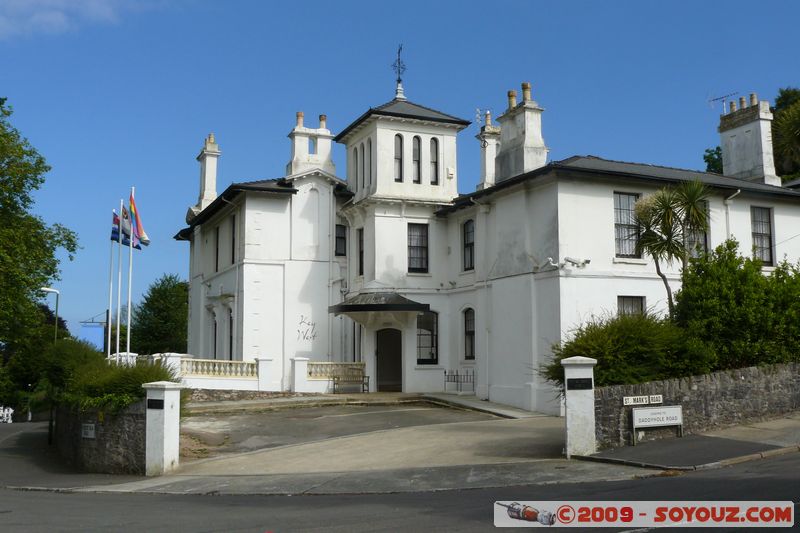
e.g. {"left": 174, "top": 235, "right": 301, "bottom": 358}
{"left": 494, "top": 501, "right": 794, "bottom": 528}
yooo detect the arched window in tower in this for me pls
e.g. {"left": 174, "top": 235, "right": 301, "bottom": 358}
{"left": 394, "top": 134, "right": 403, "bottom": 182}
{"left": 430, "top": 138, "right": 439, "bottom": 185}
{"left": 412, "top": 136, "right": 421, "bottom": 184}
{"left": 366, "top": 138, "right": 372, "bottom": 186}
{"left": 359, "top": 142, "right": 365, "bottom": 188}
{"left": 352, "top": 147, "right": 359, "bottom": 190}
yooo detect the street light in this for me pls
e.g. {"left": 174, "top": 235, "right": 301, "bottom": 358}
{"left": 40, "top": 287, "right": 59, "bottom": 443}
{"left": 40, "top": 287, "right": 60, "bottom": 343}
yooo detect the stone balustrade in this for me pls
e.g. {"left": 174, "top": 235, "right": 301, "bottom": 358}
{"left": 180, "top": 358, "right": 257, "bottom": 378}
{"left": 307, "top": 361, "right": 366, "bottom": 380}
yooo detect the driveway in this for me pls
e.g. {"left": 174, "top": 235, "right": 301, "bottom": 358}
{"left": 180, "top": 403, "right": 499, "bottom": 458}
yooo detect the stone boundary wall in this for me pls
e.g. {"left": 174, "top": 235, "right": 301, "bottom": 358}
{"left": 55, "top": 401, "right": 146, "bottom": 474}
{"left": 595, "top": 362, "right": 800, "bottom": 449}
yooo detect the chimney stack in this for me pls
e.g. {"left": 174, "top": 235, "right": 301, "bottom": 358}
{"left": 719, "top": 94, "right": 780, "bottom": 186}
{"left": 476, "top": 109, "right": 501, "bottom": 189}
{"left": 521, "top": 82, "right": 532, "bottom": 103}
{"left": 286, "top": 111, "right": 335, "bottom": 176}
{"left": 507, "top": 90, "right": 517, "bottom": 110}
{"left": 493, "top": 82, "right": 548, "bottom": 182}
{"left": 189, "top": 132, "right": 221, "bottom": 220}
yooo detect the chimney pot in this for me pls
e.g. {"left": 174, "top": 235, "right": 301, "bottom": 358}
{"left": 750, "top": 93, "right": 758, "bottom": 107}
{"left": 739, "top": 96, "right": 747, "bottom": 109}
{"left": 521, "top": 82, "right": 532, "bottom": 102}
{"left": 485, "top": 110, "right": 492, "bottom": 126}
{"left": 507, "top": 90, "right": 517, "bottom": 110}
{"left": 730, "top": 101, "right": 738, "bottom": 113}
{"left": 207, "top": 133, "right": 215, "bottom": 145}
{"left": 319, "top": 114, "right": 327, "bottom": 129}
{"left": 296, "top": 111, "right": 304, "bottom": 127}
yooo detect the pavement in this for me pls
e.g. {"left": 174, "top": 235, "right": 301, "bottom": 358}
{"left": 0, "top": 394, "right": 798, "bottom": 496}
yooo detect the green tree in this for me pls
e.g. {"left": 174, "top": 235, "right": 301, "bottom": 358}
{"left": 773, "top": 87, "right": 800, "bottom": 115}
{"left": 0, "top": 100, "right": 78, "bottom": 353}
{"left": 130, "top": 274, "right": 188, "bottom": 355}
{"left": 774, "top": 101, "right": 800, "bottom": 179}
{"left": 634, "top": 180, "right": 709, "bottom": 316}
{"left": 703, "top": 146, "right": 723, "bottom": 173}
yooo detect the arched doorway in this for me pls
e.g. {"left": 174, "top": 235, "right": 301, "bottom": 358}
{"left": 376, "top": 328, "right": 402, "bottom": 392}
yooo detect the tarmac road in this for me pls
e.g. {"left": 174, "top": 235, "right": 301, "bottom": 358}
{"left": 1, "top": 453, "right": 797, "bottom": 532}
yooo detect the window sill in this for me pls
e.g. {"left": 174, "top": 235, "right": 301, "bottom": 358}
{"left": 408, "top": 272, "right": 432, "bottom": 277}
{"left": 461, "top": 360, "right": 476, "bottom": 365}
{"left": 460, "top": 269, "right": 475, "bottom": 276}
{"left": 761, "top": 265, "right": 776, "bottom": 272}
{"left": 414, "top": 365, "right": 442, "bottom": 370}
{"left": 613, "top": 257, "right": 647, "bottom": 265}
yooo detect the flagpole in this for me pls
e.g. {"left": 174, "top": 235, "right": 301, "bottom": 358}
{"left": 106, "top": 213, "right": 115, "bottom": 358}
{"left": 126, "top": 187, "right": 134, "bottom": 355}
{"left": 116, "top": 199, "right": 123, "bottom": 359}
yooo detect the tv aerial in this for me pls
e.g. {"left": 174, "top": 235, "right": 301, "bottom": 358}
{"left": 708, "top": 91, "right": 738, "bottom": 113}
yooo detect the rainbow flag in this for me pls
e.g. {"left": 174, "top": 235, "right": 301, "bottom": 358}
{"left": 110, "top": 210, "right": 140, "bottom": 249}
{"left": 129, "top": 191, "right": 150, "bottom": 247}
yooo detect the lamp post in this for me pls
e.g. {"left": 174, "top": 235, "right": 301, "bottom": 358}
{"left": 40, "top": 287, "right": 60, "bottom": 343}
{"left": 40, "top": 287, "right": 59, "bottom": 444}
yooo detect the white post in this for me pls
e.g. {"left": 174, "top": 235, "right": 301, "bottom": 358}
{"left": 142, "top": 381, "right": 182, "bottom": 476}
{"left": 160, "top": 353, "right": 184, "bottom": 376}
{"left": 561, "top": 356, "right": 597, "bottom": 459}
{"left": 256, "top": 357, "right": 277, "bottom": 391}
{"left": 291, "top": 357, "right": 310, "bottom": 392}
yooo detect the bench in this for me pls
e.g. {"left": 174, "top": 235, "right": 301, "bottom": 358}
{"left": 0, "top": 406, "right": 13, "bottom": 424}
{"left": 332, "top": 367, "right": 370, "bottom": 393}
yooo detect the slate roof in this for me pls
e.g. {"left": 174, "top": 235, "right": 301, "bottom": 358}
{"left": 329, "top": 292, "right": 430, "bottom": 314}
{"left": 437, "top": 155, "right": 800, "bottom": 216}
{"left": 334, "top": 98, "right": 471, "bottom": 142}
{"left": 174, "top": 178, "right": 297, "bottom": 240}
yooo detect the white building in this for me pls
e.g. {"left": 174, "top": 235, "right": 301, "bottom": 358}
{"left": 176, "top": 83, "right": 800, "bottom": 414}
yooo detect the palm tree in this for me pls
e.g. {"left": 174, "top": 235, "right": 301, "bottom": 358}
{"left": 634, "top": 180, "right": 710, "bottom": 316}
{"left": 774, "top": 101, "right": 800, "bottom": 178}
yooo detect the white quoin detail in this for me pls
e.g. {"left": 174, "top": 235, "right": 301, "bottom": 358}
{"left": 494, "top": 82, "right": 548, "bottom": 182}
{"left": 197, "top": 133, "right": 220, "bottom": 211}
{"left": 719, "top": 94, "right": 780, "bottom": 187}
{"left": 286, "top": 112, "right": 336, "bottom": 176}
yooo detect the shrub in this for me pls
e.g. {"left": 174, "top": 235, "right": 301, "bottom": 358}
{"left": 63, "top": 359, "right": 177, "bottom": 413}
{"left": 541, "top": 312, "right": 711, "bottom": 389}
{"left": 675, "top": 240, "right": 800, "bottom": 369}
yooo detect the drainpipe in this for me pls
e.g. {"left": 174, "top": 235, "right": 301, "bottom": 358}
{"left": 724, "top": 189, "right": 741, "bottom": 239}
{"left": 473, "top": 197, "right": 495, "bottom": 400}
{"left": 328, "top": 182, "right": 335, "bottom": 362}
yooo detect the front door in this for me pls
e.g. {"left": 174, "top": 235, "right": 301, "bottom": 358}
{"left": 376, "top": 328, "right": 402, "bottom": 392}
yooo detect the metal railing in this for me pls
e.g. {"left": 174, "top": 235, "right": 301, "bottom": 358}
{"left": 180, "top": 358, "right": 257, "bottom": 378}
{"left": 307, "top": 361, "right": 366, "bottom": 380}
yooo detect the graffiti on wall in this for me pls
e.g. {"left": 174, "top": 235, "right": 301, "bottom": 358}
{"left": 297, "top": 314, "right": 318, "bottom": 342}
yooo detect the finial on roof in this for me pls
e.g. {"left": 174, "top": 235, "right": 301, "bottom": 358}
{"left": 392, "top": 43, "right": 407, "bottom": 100}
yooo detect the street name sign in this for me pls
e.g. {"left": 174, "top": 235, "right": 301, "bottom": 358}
{"left": 631, "top": 405, "right": 683, "bottom": 445}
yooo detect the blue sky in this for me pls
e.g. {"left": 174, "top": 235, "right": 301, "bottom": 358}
{"left": 2, "top": 0, "right": 798, "bottom": 339}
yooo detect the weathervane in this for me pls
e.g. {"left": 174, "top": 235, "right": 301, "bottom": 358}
{"left": 392, "top": 44, "right": 406, "bottom": 83}
{"left": 392, "top": 44, "right": 407, "bottom": 100}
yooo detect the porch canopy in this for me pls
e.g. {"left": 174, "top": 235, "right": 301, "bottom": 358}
{"left": 328, "top": 292, "right": 429, "bottom": 327}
